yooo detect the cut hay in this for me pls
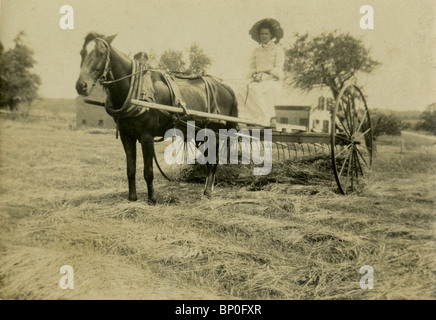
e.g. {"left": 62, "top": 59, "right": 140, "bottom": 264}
{"left": 176, "top": 154, "right": 335, "bottom": 189}
{"left": 1, "top": 119, "right": 435, "bottom": 300}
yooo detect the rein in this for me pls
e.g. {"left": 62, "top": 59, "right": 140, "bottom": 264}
{"left": 85, "top": 38, "right": 217, "bottom": 138}
{"left": 88, "top": 38, "right": 149, "bottom": 89}
{"left": 100, "top": 68, "right": 148, "bottom": 85}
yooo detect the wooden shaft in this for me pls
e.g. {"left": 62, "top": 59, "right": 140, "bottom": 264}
{"left": 130, "top": 99, "right": 270, "bottom": 127}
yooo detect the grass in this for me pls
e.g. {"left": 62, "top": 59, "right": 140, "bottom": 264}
{"left": 0, "top": 118, "right": 435, "bottom": 300}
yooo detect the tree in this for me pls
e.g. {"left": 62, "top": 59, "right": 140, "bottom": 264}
{"left": 415, "top": 103, "right": 436, "bottom": 135}
{"left": 158, "top": 49, "right": 186, "bottom": 72}
{"left": 371, "top": 111, "right": 402, "bottom": 138}
{"left": 0, "top": 31, "right": 41, "bottom": 111}
{"left": 157, "top": 43, "right": 212, "bottom": 75}
{"left": 285, "top": 31, "right": 380, "bottom": 98}
{"left": 186, "top": 43, "right": 212, "bottom": 75}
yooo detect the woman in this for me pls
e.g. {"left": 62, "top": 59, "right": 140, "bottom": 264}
{"left": 235, "top": 18, "right": 285, "bottom": 125}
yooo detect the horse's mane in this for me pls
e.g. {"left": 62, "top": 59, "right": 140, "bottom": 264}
{"left": 83, "top": 32, "right": 107, "bottom": 48}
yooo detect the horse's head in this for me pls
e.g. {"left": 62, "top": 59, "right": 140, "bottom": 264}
{"left": 75, "top": 32, "right": 117, "bottom": 96}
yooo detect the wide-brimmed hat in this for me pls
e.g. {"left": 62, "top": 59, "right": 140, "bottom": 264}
{"left": 249, "top": 18, "right": 284, "bottom": 44}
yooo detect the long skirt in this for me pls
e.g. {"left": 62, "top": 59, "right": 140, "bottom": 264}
{"left": 227, "top": 79, "right": 282, "bottom": 125}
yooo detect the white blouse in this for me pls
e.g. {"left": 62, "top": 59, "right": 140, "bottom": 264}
{"left": 248, "top": 41, "right": 285, "bottom": 80}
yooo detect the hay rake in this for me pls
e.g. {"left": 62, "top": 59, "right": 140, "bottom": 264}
{"left": 87, "top": 84, "right": 373, "bottom": 194}
{"left": 151, "top": 84, "right": 373, "bottom": 194}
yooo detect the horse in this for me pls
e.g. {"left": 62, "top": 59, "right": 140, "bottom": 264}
{"left": 75, "top": 32, "right": 239, "bottom": 203}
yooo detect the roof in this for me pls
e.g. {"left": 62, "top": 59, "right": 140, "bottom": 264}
{"left": 275, "top": 105, "right": 311, "bottom": 111}
{"left": 275, "top": 87, "right": 333, "bottom": 107}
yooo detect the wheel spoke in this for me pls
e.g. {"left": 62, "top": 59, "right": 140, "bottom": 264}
{"left": 356, "top": 145, "right": 370, "bottom": 167}
{"left": 338, "top": 146, "right": 353, "bottom": 178}
{"left": 348, "top": 91, "right": 356, "bottom": 133}
{"left": 354, "top": 127, "right": 372, "bottom": 142}
{"left": 355, "top": 109, "right": 368, "bottom": 134}
{"left": 354, "top": 148, "right": 364, "bottom": 177}
{"left": 345, "top": 146, "right": 354, "bottom": 192}
{"left": 345, "top": 92, "right": 356, "bottom": 133}
{"left": 333, "top": 85, "right": 373, "bottom": 194}
{"left": 336, "top": 103, "right": 351, "bottom": 137}
{"left": 335, "top": 143, "right": 353, "bottom": 157}
{"left": 337, "top": 119, "right": 350, "bottom": 136}
{"left": 339, "top": 97, "right": 353, "bottom": 135}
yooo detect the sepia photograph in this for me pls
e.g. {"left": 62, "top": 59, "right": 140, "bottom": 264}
{"left": 0, "top": 0, "right": 435, "bottom": 304}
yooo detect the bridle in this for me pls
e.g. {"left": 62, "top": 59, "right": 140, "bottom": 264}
{"left": 95, "top": 38, "right": 112, "bottom": 85}
{"left": 84, "top": 38, "right": 147, "bottom": 91}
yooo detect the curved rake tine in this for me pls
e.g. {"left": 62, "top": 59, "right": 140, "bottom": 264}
{"left": 277, "top": 143, "right": 281, "bottom": 161}
{"left": 277, "top": 142, "right": 282, "bottom": 161}
{"left": 300, "top": 143, "right": 305, "bottom": 157}
{"left": 293, "top": 143, "right": 298, "bottom": 159}
{"left": 282, "top": 143, "right": 287, "bottom": 160}
{"left": 277, "top": 142, "right": 282, "bottom": 160}
{"left": 274, "top": 142, "right": 280, "bottom": 161}
{"left": 287, "top": 143, "right": 292, "bottom": 160}
{"left": 336, "top": 145, "right": 342, "bottom": 159}
{"left": 275, "top": 142, "right": 280, "bottom": 161}
{"left": 261, "top": 140, "right": 265, "bottom": 162}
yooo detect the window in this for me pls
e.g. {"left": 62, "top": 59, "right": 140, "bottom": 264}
{"left": 318, "top": 96, "right": 325, "bottom": 110}
{"left": 280, "top": 117, "right": 288, "bottom": 124}
{"left": 299, "top": 118, "right": 309, "bottom": 126}
{"left": 98, "top": 120, "right": 104, "bottom": 127}
{"left": 326, "top": 98, "right": 333, "bottom": 110}
{"left": 82, "top": 119, "right": 87, "bottom": 125}
{"left": 323, "top": 120, "right": 329, "bottom": 133}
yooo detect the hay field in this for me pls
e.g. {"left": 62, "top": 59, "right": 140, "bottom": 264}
{"left": 0, "top": 118, "right": 435, "bottom": 300}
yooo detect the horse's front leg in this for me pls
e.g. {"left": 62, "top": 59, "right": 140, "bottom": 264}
{"left": 120, "top": 132, "right": 137, "bottom": 201}
{"left": 140, "top": 135, "right": 156, "bottom": 204}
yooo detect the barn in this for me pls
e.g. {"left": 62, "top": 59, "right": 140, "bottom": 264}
{"left": 75, "top": 85, "right": 116, "bottom": 129}
{"left": 274, "top": 88, "right": 333, "bottom": 133}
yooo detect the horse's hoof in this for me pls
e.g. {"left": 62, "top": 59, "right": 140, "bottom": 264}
{"left": 129, "top": 195, "right": 138, "bottom": 202}
{"left": 148, "top": 198, "right": 157, "bottom": 205}
{"left": 203, "top": 191, "right": 212, "bottom": 199}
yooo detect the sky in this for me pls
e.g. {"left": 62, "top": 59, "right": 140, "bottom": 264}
{"left": 0, "top": 0, "right": 435, "bottom": 111}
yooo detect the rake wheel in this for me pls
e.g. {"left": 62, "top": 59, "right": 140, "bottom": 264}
{"left": 331, "top": 84, "right": 373, "bottom": 194}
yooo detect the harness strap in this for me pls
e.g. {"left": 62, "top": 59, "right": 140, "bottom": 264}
{"left": 201, "top": 76, "right": 221, "bottom": 115}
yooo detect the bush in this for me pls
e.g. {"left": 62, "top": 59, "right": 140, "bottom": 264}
{"left": 415, "top": 104, "right": 436, "bottom": 135}
{"left": 371, "top": 112, "right": 402, "bottom": 138}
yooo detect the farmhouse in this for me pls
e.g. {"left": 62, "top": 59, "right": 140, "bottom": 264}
{"left": 76, "top": 85, "right": 116, "bottom": 129}
{"left": 274, "top": 87, "right": 333, "bottom": 133}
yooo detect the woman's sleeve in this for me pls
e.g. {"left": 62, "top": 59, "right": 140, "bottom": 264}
{"left": 248, "top": 49, "right": 257, "bottom": 79}
{"left": 270, "top": 46, "right": 285, "bottom": 80}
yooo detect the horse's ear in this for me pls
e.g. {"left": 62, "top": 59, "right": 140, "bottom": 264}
{"left": 106, "top": 34, "right": 117, "bottom": 44}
